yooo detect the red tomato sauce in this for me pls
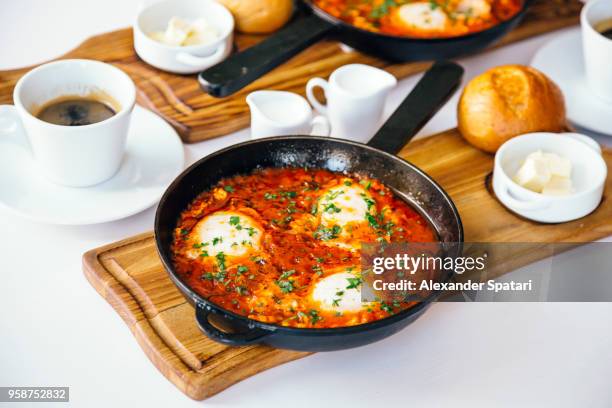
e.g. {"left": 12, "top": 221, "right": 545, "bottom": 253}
{"left": 171, "top": 167, "right": 436, "bottom": 328}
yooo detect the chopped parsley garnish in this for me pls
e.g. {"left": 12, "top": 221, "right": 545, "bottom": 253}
{"left": 281, "top": 191, "right": 297, "bottom": 198}
{"left": 383, "top": 221, "right": 395, "bottom": 236}
{"left": 223, "top": 185, "right": 234, "bottom": 193}
{"left": 246, "top": 227, "right": 257, "bottom": 237}
{"left": 346, "top": 277, "right": 363, "bottom": 290}
{"left": 361, "top": 194, "right": 376, "bottom": 211}
{"left": 276, "top": 279, "right": 294, "bottom": 293}
{"left": 313, "top": 225, "right": 342, "bottom": 241}
{"left": 286, "top": 201, "right": 297, "bottom": 214}
{"left": 310, "top": 204, "right": 318, "bottom": 215}
{"left": 235, "top": 286, "right": 247, "bottom": 296}
{"left": 366, "top": 213, "right": 380, "bottom": 229}
{"left": 229, "top": 215, "right": 240, "bottom": 226}
{"left": 380, "top": 302, "right": 394, "bottom": 314}
{"left": 360, "top": 179, "right": 372, "bottom": 190}
{"left": 215, "top": 269, "right": 227, "bottom": 282}
{"left": 264, "top": 192, "right": 277, "bottom": 200}
{"left": 308, "top": 310, "right": 322, "bottom": 324}
{"left": 326, "top": 189, "right": 344, "bottom": 200}
{"left": 276, "top": 270, "right": 295, "bottom": 293}
{"left": 192, "top": 242, "right": 208, "bottom": 249}
{"left": 237, "top": 265, "right": 249, "bottom": 274}
{"left": 332, "top": 290, "right": 344, "bottom": 307}
{"left": 201, "top": 272, "right": 213, "bottom": 280}
{"left": 212, "top": 236, "right": 223, "bottom": 245}
{"left": 250, "top": 255, "right": 264, "bottom": 264}
{"left": 371, "top": 0, "right": 396, "bottom": 17}
{"left": 279, "top": 269, "right": 295, "bottom": 280}
{"left": 344, "top": 180, "right": 353, "bottom": 186}
{"left": 312, "top": 264, "right": 323, "bottom": 275}
{"left": 323, "top": 202, "right": 341, "bottom": 214}
{"left": 216, "top": 252, "right": 226, "bottom": 272}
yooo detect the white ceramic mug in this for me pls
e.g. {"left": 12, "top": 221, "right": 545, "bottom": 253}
{"left": 581, "top": 0, "right": 612, "bottom": 102}
{"left": 0, "top": 59, "right": 136, "bottom": 187}
{"left": 306, "top": 64, "right": 397, "bottom": 143}
{"left": 134, "top": 0, "right": 234, "bottom": 74}
{"left": 246, "top": 91, "right": 330, "bottom": 139}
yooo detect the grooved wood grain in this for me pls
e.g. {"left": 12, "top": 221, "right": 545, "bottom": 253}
{"left": 83, "top": 129, "right": 611, "bottom": 400}
{"left": 0, "top": 0, "right": 582, "bottom": 143}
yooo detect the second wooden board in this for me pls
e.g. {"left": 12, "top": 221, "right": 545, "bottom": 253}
{"left": 0, "top": 0, "right": 582, "bottom": 143}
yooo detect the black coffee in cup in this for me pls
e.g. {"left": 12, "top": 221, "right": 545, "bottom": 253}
{"left": 35, "top": 95, "right": 117, "bottom": 126}
{"left": 596, "top": 18, "right": 612, "bottom": 40}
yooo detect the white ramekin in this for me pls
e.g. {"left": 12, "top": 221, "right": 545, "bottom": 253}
{"left": 133, "top": 0, "right": 234, "bottom": 74}
{"left": 493, "top": 132, "right": 607, "bottom": 223}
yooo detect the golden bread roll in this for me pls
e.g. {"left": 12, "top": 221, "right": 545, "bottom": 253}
{"left": 458, "top": 65, "right": 566, "bottom": 153}
{"left": 217, "top": 0, "right": 293, "bottom": 34}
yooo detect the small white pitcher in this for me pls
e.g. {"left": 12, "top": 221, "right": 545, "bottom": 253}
{"left": 246, "top": 91, "right": 330, "bottom": 139}
{"left": 306, "top": 64, "right": 397, "bottom": 143}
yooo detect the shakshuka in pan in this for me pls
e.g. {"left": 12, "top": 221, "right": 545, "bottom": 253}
{"left": 171, "top": 167, "right": 437, "bottom": 329}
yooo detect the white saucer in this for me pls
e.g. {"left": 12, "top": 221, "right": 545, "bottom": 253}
{"left": 0, "top": 106, "right": 184, "bottom": 225}
{"left": 531, "top": 29, "right": 612, "bottom": 136}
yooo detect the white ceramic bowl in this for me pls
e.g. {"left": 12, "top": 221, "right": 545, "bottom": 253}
{"left": 493, "top": 132, "right": 607, "bottom": 223}
{"left": 134, "top": 0, "right": 234, "bottom": 74}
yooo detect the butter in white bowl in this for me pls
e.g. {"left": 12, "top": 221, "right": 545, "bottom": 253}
{"left": 148, "top": 16, "right": 219, "bottom": 47}
{"left": 134, "top": 0, "right": 234, "bottom": 74}
{"left": 513, "top": 150, "right": 574, "bottom": 196}
{"left": 493, "top": 132, "right": 606, "bottom": 223}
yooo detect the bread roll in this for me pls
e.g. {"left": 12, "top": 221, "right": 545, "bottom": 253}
{"left": 458, "top": 65, "right": 566, "bottom": 153}
{"left": 217, "top": 0, "right": 293, "bottom": 34}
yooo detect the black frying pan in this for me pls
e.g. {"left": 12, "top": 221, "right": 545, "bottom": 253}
{"left": 156, "top": 61, "right": 464, "bottom": 351}
{"left": 199, "top": 0, "right": 531, "bottom": 97}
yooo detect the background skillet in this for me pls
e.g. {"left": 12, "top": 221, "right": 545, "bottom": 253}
{"left": 156, "top": 62, "right": 465, "bottom": 351}
{"left": 199, "top": 0, "right": 531, "bottom": 97}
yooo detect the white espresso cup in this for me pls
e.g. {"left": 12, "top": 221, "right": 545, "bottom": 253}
{"left": 306, "top": 64, "right": 397, "bottom": 143}
{"left": 246, "top": 91, "right": 330, "bottom": 139}
{"left": 0, "top": 59, "right": 136, "bottom": 187}
{"left": 581, "top": 0, "right": 612, "bottom": 103}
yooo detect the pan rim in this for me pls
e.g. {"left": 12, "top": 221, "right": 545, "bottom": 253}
{"left": 154, "top": 135, "right": 464, "bottom": 335}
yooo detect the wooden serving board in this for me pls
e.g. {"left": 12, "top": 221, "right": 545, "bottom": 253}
{"left": 1, "top": 0, "right": 582, "bottom": 143}
{"left": 83, "top": 129, "right": 612, "bottom": 400}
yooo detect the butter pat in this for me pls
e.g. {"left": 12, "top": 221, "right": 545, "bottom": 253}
{"left": 542, "top": 176, "right": 573, "bottom": 196}
{"left": 542, "top": 152, "right": 572, "bottom": 178}
{"left": 513, "top": 150, "right": 573, "bottom": 196}
{"left": 149, "top": 17, "right": 219, "bottom": 47}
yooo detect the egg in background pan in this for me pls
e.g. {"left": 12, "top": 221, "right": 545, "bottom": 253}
{"left": 311, "top": 267, "right": 367, "bottom": 313}
{"left": 186, "top": 211, "right": 263, "bottom": 259}
{"left": 455, "top": 0, "right": 492, "bottom": 18}
{"left": 392, "top": 2, "right": 450, "bottom": 33}
{"left": 316, "top": 180, "right": 377, "bottom": 250}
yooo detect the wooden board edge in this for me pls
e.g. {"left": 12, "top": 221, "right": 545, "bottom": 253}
{"left": 82, "top": 233, "right": 211, "bottom": 400}
{"left": 81, "top": 232, "right": 310, "bottom": 401}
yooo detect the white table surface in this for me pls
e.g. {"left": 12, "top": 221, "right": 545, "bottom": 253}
{"left": 1, "top": 2, "right": 611, "bottom": 407}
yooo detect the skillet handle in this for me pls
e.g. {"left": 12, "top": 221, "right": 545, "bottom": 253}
{"left": 195, "top": 306, "right": 272, "bottom": 346}
{"left": 199, "top": 14, "right": 334, "bottom": 98}
{"left": 367, "top": 61, "right": 464, "bottom": 155}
